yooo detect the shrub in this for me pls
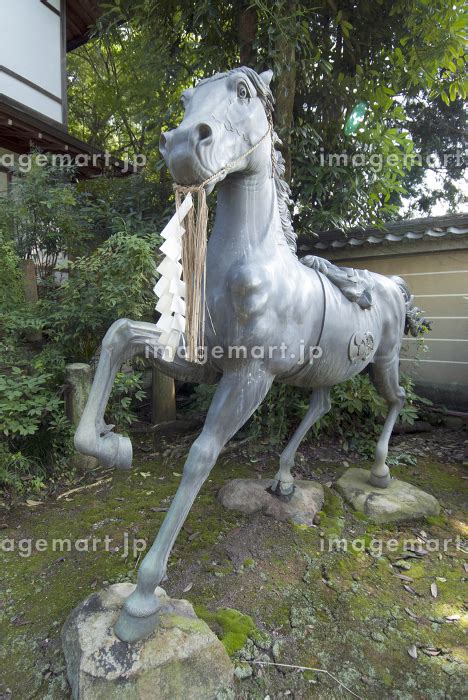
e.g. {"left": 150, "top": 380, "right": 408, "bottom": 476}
{"left": 0, "top": 165, "right": 161, "bottom": 493}
{"left": 0, "top": 232, "right": 155, "bottom": 492}
{"left": 0, "top": 363, "right": 73, "bottom": 492}
{"left": 107, "top": 369, "right": 146, "bottom": 432}
{"left": 0, "top": 236, "right": 24, "bottom": 308}
{"left": 42, "top": 231, "right": 157, "bottom": 361}
{"left": 0, "top": 157, "right": 90, "bottom": 280}
{"left": 189, "top": 371, "right": 428, "bottom": 455}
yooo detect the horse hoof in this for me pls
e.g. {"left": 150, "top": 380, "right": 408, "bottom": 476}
{"left": 114, "top": 435, "right": 133, "bottom": 470}
{"left": 101, "top": 433, "right": 133, "bottom": 470}
{"left": 369, "top": 472, "right": 391, "bottom": 489}
{"left": 267, "top": 480, "right": 295, "bottom": 501}
{"left": 114, "top": 608, "right": 158, "bottom": 642}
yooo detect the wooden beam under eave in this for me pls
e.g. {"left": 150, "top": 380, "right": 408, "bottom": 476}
{"left": 66, "top": 12, "right": 83, "bottom": 40}
{"left": 78, "top": 0, "right": 99, "bottom": 26}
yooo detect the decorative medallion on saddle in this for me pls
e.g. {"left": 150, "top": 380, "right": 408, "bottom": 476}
{"left": 348, "top": 331, "right": 375, "bottom": 362}
{"left": 301, "top": 255, "right": 375, "bottom": 309}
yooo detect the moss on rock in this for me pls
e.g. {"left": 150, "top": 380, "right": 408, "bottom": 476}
{"left": 194, "top": 606, "right": 260, "bottom": 657}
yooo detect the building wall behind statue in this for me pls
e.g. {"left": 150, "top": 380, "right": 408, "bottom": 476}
{"left": 0, "top": 0, "right": 63, "bottom": 123}
{"left": 332, "top": 246, "right": 468, "bottom": 409}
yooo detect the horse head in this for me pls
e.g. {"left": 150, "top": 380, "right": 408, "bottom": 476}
{"left": 159, "top": 67, "right": 274, "bottom": 191}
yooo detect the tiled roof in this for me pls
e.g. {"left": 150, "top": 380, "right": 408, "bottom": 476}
{"left": 297, "top": 213, "right": 468, "bottom": 253}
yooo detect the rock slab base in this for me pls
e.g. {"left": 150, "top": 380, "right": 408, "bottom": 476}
{"left": 61, "top": 583, "right": 233, "bottom": 700}
{"left": 218, "top": 478, "right": 324, "bottom": 526}
{"left": 335, "top": 468, "right": 440, "bottom": 522}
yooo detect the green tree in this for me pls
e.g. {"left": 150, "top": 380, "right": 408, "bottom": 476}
{"left": 0, "top": 158, "right": 88, "bottom": 280}
{"left": 0, "top": 165, "right": 159, "bottom": 492}
{"left": 68, "top": 0, "right": 466, "bottom": 231}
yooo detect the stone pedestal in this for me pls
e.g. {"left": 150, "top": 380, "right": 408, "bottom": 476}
{"left": 335, "top": 468, "right": 440, "bottom": 523}
{"left": 61, "top": 583, "right": 234, "bottom": 700}
{"left": 218, "top": 478, "right": 324, "bottom": 526}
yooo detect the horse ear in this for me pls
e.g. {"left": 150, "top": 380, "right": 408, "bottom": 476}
{"left": 259, "top": 69, "right": 273, "bottom": 86}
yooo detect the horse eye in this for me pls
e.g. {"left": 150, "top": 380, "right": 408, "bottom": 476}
{"left": 237, "top": 83, "right": 248, "bottom": 99}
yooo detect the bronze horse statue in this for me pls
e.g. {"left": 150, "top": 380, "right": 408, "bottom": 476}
{"left": 75, "top": 67, "right": 418, "bottom": 641}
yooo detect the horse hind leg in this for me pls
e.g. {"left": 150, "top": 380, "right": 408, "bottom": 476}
{"left": 270, "top": 387, "right": 331, "bottom": 497}
{"left": 368, "top": 357, "right": 406, "bottom": 488}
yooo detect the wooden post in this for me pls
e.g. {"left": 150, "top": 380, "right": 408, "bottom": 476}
{"left": 22, "top": 259, "right": 41, "bottom": 342}
{"left": 152, "top": 368, "right": 176, "bottom": 424}
{"left": 65, "top": 363, "right": 98, "bottom": 469}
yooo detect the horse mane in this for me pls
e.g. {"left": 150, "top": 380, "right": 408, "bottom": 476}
{"left": 198, "top": 67, "right": 298, "bottom": 256}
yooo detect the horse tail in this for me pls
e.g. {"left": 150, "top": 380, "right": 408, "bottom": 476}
{"left": 390, "top": 275, "right": 432, "bottom": 337}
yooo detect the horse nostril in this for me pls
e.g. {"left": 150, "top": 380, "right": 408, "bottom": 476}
{"left": 197, "top": 123, "right": 213, "bottom": 144}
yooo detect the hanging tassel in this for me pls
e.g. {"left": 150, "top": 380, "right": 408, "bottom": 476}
{"left": 174, "top": 185, "right": 208, "bottom": 363}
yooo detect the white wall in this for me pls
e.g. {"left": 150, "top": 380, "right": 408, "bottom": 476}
{"left": 0, "top": 0, "right": 64, "bottom": 123}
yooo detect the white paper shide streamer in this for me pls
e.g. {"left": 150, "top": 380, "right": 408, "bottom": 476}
{"left": 154, "top": 194, "right": 193, "bottom": 361}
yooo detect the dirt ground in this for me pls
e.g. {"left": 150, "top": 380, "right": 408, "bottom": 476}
{"left": 0, "top": 425, "right": 467, "bottom": 699}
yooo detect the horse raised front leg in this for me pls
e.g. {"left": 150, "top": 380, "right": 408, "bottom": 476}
{"left": 74, "top": 318, "right": 216, "bottom": 470}
{"left": 270, "top": 387, "right": 331, "bottom": 497}
{"left": 114, "top": 361, "right": 274, "bottom": 643}
{"left": 368, "top": 358, "right": 406, "bottom": 488}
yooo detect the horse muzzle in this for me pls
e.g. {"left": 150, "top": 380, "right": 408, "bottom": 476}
{"left": 160, "top": 122, "right": 216, "bottom": 186}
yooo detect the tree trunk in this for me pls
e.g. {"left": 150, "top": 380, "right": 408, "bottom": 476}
{"left": 238, "top": 2, "right": 258, "bottom": 66}
{"left": 22, "top": 259, "right": 41, "bottom": 342}
{"left": 273, "top": 0, "right": 297, "bottom": 184}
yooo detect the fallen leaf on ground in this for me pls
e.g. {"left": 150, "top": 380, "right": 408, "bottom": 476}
{"left": 408, "top": 645, "right": 418, "bottom": 659}
{"left": 183, "top": 582, "right": 193, "bottom": 593}
{"left": 431, "top": 582, "right": 438, "bottom": 598}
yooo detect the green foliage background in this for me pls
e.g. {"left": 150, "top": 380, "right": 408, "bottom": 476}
{"left": 68, "top": 0, "right": 467, "bottom": 227}
{"left": 0, "top": 162, "right": 158, "bottom": 491}
{"left": 1, "top": 1, "right": 464, "bottom": 491}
